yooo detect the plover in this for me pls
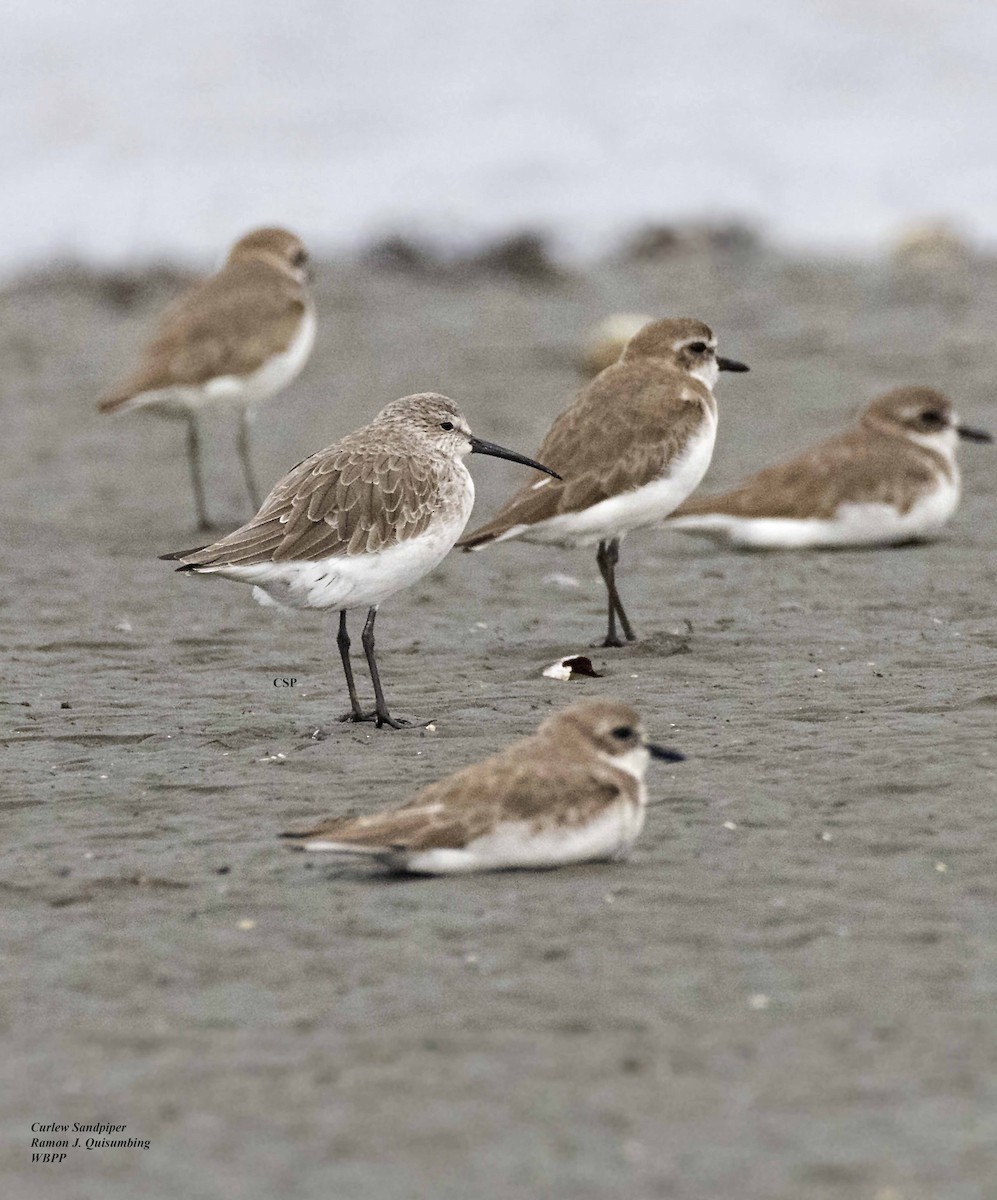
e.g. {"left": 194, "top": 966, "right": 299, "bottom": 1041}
{"left": 460, "top": 318, "right": 749, "bottom": 646}
{"left": 162, "top": 393, "right": 558, "bottom": 729}
{"left": 282, "top": 699, "right": 684, "bottom": 873}
{"left": 666, "top": 387, "right": 992, "bottom": 550}
{"left": 98, "top": 226, "right": 316, "bottom": 529}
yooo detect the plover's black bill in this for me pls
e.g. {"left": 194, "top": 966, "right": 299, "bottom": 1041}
{"left": 957, "top": 424, "right": 993, "bottom": 443}
{"left": 648, "top": 743, "right": 685, "bottom": 763}
{"left": 469, "top": 436, "right": 561, "bottom": 479}
{"left": 717, "top": 356, "right": 750, "bottom": 372}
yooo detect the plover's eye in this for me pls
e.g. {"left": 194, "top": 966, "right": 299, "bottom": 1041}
{"left": 921, "top": 411, "right": 945, "bottom": 427}
{"left": 439, "top": 421, "right": 455, "bottom": 431}
{"left": 610, "top": 725, "right": 635, "bottom": 741}
{"left": 292, "top": 249, "right": 308, "bottom": 267}
{"left": 687, "top": 341, "right": 709, "bottom": 354}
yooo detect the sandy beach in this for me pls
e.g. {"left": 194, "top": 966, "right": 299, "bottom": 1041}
{"left": 3, "top": 245, "right": 996, "bottom": 1199}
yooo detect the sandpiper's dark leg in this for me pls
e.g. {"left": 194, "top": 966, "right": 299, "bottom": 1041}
{"left": 336, "top": 610, "right": 375, "bottom": 723}
{"left": 596, "top": 538, "right": 636, "bottom": 647}
{"left": 360, "top": 607, "right": 428, "bottom": 730}
{"left": 237, "top": 407, "right": 262, "bottom": 512}
{"left": 185, "top": 413, "right": 211, "bottom": 530}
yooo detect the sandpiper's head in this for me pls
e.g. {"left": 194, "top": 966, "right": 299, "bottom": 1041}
{"left": 862, "top": 387, "right": 993, "bottom": 452}
{"left": 373, "top": 393, "right": 561, "bottom": 478}
{"left": 227, "top": 227, "right": 310, "bottom": 283}
{"left": 621, "top": 318, "right": 749, "bottom": 387}
{"left": 539, "top": 700, "right": 684, "bottom": 780}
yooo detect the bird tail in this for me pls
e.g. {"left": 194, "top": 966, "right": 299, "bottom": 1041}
{"left": 97, "top": 389, "right": 138, "bottom": 414}
{"left": 280, "top": 831, "right": 402, "bottom": 866}
{"left": 457, "top": 525, "right": 500, "bottom": 551}
{"left": 667, "top": 493, "right": 721, "bottom": 518}
{"left": 158, "top": 545, "right": 212, "bottom": 571}
{"left": 458, "top": 510, "right": 530, "bottom": 551}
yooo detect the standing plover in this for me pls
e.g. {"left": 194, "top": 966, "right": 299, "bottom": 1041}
{"left": 282, "top": 699, "right": 684, "bottom": 873}
{"left": 460, "top": 318, "right": 748, "bottom": 646}
{"left": 666, "top": 387, "right": 992, "bottom": 550}
{"left": 98, "top": 226, "right": 316, "bottom": 529}
{"left": 162, "top": 394, "right": 558, "bottom": 729}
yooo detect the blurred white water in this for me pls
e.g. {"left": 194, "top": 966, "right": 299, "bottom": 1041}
{"left": 3, "top": 0, "right": 996, "bottom": 275}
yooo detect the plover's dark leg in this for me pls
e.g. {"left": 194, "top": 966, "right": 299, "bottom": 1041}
{"left": 237, "top": 407, "right": 262, "bottom": 512}
{"left": 596, "top": 538, "right": 636, "bottom": 647}
{"left": 185, "top": 413, "right": 211, "bottom": 530}
{"left": 604, "top": 540, "right": 633, "bottom": 643}
{"left": 336, "top": 610, "right": 376, "bottom": 723}
{"left": 596, "top": 540, "right": 622, "bottom": 647}
{"left": 360, "top": 607, "right": 426, "bottom": 730}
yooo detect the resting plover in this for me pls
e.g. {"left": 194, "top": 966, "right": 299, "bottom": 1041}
{"left": 162, "top": 393, "right": 558, "bottom": 729}
{"left": 460, "top": 318, "right": 749, "bottom": 645}
{"left": 282, "top": 699, "right": 684, "bottom": 873}
{"left": 99, "top": 226, "right": 316, "bottom": 529}
{"left": 666, "top": 386, "right": 992, "bottom": 550}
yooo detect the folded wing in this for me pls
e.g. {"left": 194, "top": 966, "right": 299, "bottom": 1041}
{"left": 164, "top": 440, "right": 443, "bottom": 568}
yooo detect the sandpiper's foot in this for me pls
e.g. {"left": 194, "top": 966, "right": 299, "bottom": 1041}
{"left": 374, "top": 712, "right": 433, "bottom": 731}
{"left": 338, "top": 709, "right": 378, "bottom": 724}
{"left": 595, "top": 633, "right": 634, "bottom": 649}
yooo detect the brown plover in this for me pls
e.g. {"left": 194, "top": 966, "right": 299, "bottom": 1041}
{"left": 667, "top": 387, "right": 992, "bottom": 549}
{"left": 99, "top": 226, "right": 316, "bottom": 529}
{"left": 282, "top": 699, "right": 684, "bottom": 873}
{"left": 460, "top": 317, "right": 748, "bottom": 645}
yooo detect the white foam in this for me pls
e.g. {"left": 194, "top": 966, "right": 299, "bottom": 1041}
{"left": 4, "top": 1, "right": 997, "bottom": 276}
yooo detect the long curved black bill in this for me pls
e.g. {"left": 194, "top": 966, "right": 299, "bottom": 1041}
{"left": 469, "top": 436, "right": 561, "bottom": 479}
{"left": 957, "top": 424, "right": 993, "bottom": 443}
{"left": 717, "top": 356, "right": 750, "bottom": 372}
{"left": 648, "top": 743, "right": 685, "bottom": 763}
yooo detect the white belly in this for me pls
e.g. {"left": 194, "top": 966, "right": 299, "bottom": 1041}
{"left": 667, "top": 473, "right": 960, "bottom": 549}
{"left": 512, "top": 415, "right": 717, "bottom": 549}
{"left": 197, "top": 476, "right": 474, "bottom": 612}
{"left": 126, "top": 304, "right": 316, "bottom": 417}
{"left": 398, "top": 797, "right": 646, "bottom": 875}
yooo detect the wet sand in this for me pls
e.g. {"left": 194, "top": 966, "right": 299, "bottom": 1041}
{"left": 3, "top": 247, "right": 997, "bottom": 1199}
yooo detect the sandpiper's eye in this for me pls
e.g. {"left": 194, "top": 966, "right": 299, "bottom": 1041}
{"left": 687, "top": 341, "right": 709, "bottom": 354}
{"left": 610, "top": 725, "right": 635, "bottom": 741}
{"left": 439, "top": 421, "right": 455, "bottom": 431}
